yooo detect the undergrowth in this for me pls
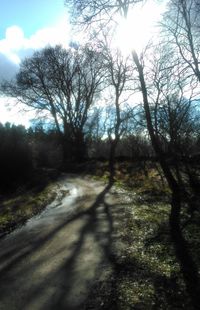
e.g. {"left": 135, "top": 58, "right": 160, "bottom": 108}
{"left": 0, "top": 169, "right": 59, "bottom": 237}
{"left": 86, "top": 161, "right": 200, "bottom": 309}
{"left": 0, "top": 184, "right": 57, "bottom": 237}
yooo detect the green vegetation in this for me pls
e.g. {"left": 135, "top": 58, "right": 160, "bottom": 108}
{"left": 92, "top": 160, "right": 171, "bottom": 196}
{"left": 0, "top": 169, "right": 59, "bottom": 237}
{"left": 0, "top": 160, "right": 199, "bottom": 308}
{"left": 0, "top": 184, "right": 56, "bottom": 237}
{"left": 114, "top": 202, "right": 187, "bottom": 309}
{"left": 85, "top": 161, "right": 200, "bottom": 309}
{"left": 1, "top": 0, "right": 200, "bottom": 307}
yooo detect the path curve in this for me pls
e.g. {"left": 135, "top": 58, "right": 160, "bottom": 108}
{"left": 0, "top": 175, "right": 125, "bottom": 310}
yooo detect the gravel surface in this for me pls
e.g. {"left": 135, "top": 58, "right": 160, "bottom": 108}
{"left": 0, "top": 174, "right": 128, "bottom": 310}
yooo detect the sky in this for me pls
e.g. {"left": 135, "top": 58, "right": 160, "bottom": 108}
{"left": 0, "top": 0, "right": 166, "bottom": 127}
{"left": 0, "top": 0, "right": 70, "bottom": 126}
{"left": 0, "top": 0, "right": 66, "bottom": 38}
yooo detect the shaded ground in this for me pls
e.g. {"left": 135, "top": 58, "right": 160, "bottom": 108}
{"left": 0, "top": 173, "right": 199, "bottom": 309}
{"left": 0, "top": 175, "right": 125, "bottom": 309}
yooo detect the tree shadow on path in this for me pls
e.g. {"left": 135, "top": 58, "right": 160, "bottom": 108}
{"left": 0, "top": 176, "right": 118, "bottom": 310}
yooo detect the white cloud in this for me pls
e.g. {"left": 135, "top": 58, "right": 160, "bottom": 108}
{"left": 0, "top": 16, "right": 71, "bottom": 67}
{"left": 0, "top": 97, "right": 37, "bottom": 127}
{"left": 29, "top": 18, "right": 70, "bottom": 49}
{"left": 0, "top": 16, "right": 71, "bottom": 126}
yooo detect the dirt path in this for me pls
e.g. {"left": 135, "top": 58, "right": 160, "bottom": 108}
{"left": 0, "top": 175, "right": 129, "bottom": 310}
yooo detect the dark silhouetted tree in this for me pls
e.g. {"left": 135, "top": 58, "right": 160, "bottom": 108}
{"left": 1, "top": 45, "right": 104, "bottom": 162}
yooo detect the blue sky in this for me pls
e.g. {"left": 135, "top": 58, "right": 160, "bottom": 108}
{"left": 0, "top": 0, "right": 71, "bottom": 126}
{"left": 0, "top": 0, "right": 70, "bottom": 66}
{"left": 0, "top": 0, "right": 66, "bottom": 38}
{"left": 0, "top": 0, "right": 165, "bottom": 126}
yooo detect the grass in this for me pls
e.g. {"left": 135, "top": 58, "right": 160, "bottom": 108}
{"left": 1, "top": 161, "right": 200, "bottom": 308}
{"left": 114, "top": 202, "right": 187, "bottom": 309}
{"left": 91, "top": 160, "right": 171, "bottom": 198}
{"left": 0, "top": 185, "right": 57, "bottom": 237}
{"left": 85, "top": 160, "right": 200, "bottom": 309}
{"left": 0, "top": 169, "right": 59, "bottom": 237}
{"left": 85, "top": 196, "right": 196, "bottom": 309}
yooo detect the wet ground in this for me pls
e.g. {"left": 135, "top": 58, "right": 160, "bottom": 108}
{"left": 0, "top": 174, "right": 127, "bottom": 310}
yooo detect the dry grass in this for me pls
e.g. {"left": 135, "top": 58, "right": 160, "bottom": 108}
{"left": 0, "top": 171, "right": 59, "bottom": 237}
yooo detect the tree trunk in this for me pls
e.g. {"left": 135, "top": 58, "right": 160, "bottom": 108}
{"left": 132, "top": 50, "right": 200, "bottom": 309}
{"left": 170, "top": 192, "right": 200, "bottom": 309}
{"left": 132, "top": 51, "right": 179, "bottom": 193}
{"left": 61, "top": 133, "right": 73, "bottom": 162}
{"left": 109, "top": 139, "right": 118, "bottom": 183}
{"left": 73, "top": 130, "right": 86, "bottom": 162}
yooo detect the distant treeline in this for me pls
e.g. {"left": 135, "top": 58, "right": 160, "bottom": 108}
{"left": 0, "top": 122, "right": 32, "bottom": 192}
{"left": 0, "top": 121, "right": 149, "bottom": 192}
{"left": 1, "top": 119, "right": 200, "bottom": 193}
{"left": 0, "top": 122, "right": 60, "bottom": 192}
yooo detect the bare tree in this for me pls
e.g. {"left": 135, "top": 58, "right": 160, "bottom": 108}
{"left": 132, "top": 43, "right": 200, "bottom": 306}
{"left": 146, "top": 42, "right": 198, "bottom": 155}
{"left": 1, "top": 45, "right": 104, "bottom": 162}
{"left": 65, "top": 0, "right": 142, "bottom": 25}
{"left": 64, "top": 0, "right": 181, "bottom": 188}
{"left": 163, "top": 0, "right": 200, "bottom": 82}
{"left": 63, "top": 1, "right": 200, "bottom": 304}
{"left": 96, "top": 33, "right": 135, "bottom": 179}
